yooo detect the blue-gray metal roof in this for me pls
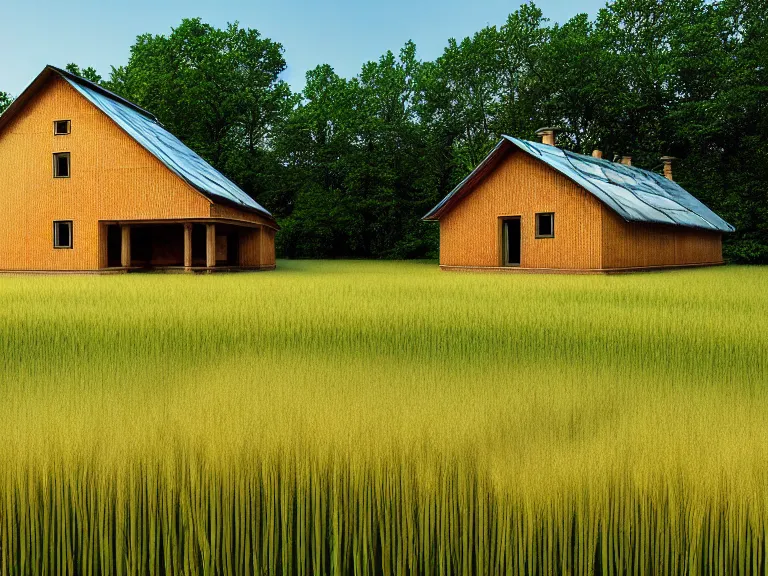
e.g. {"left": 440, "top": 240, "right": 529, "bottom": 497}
{"left": 57, "top": 70, "right": 273, "bottom": 220}
{"left": 424, "top": 135, "right": 734, "bottom": 233}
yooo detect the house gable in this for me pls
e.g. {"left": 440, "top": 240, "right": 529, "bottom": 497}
{"left": 439, "top": 149, "right": 604, "bottom": 269}
{"left": 58, "top": 68, "right": 274, "bottom": 220}
{"left": 0, "top": 74, "right": 212, "bottom": 270}
{"left": 426, "top": 136, "right": 733, "bottom": 235}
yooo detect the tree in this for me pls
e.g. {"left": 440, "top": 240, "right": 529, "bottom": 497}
{"left": 15, "top": 6, "right": 765, "bottom": 261}
{"left": 274, "top": 65, "right": 364, "bottom": 257}
{"left": 65, "top": 64, "right": 103, "bottom": 84}
{"left": 106, "top": 19, "right": 296, "bottom": 209}
{"left": 275, "top": 45, "right": 436, "bottom": 259}
{"left": 665, "top": 0, "right": 768, "bottom": 261}
{"left": 0, "top": 92, "right": 12, "bottom": 115}
{"left": 420, "top": 27, "right": 503, "bottom": 175}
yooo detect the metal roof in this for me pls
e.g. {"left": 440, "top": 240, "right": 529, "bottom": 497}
{"left": 424, "top": 135, "right": 734, "bottom": 233}
{"left": 54, "top": 68, "right": 273, "bottom": 220}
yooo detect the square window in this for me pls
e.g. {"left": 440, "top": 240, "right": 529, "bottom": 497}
{"left": 53, "top": 152, "right": 70, "bottom": 178}
{"left": 536, "top": 213, "right": 554, "bottom": 238}
{"left": 54, "top": 120, "right": 71, "bottom": 135}
{"left": 53, "top": 221, "right": 73, "bottom": 249}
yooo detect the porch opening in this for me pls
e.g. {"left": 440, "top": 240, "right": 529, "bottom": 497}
{"left": 104, "top": 222, "right": 257, "bottom": 269}
{"left": 132, "top": 224, "right": 185, "bottom": 267}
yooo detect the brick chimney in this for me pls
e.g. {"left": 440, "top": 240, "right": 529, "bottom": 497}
{"left": 535, "top": 127, "right": 560, "bottom": 146}
{"left": 660, "top": 156, "right": 676, "bottom": 181}
{"left": 620, "top": 156, "right": 632, "bottom": 166}
{"left": 592, "top": 150, "right": 603, "bottom": 159}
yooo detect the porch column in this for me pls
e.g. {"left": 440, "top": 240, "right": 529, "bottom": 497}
{"left": 257, "top": 225, "right": 264, "bottom": 268}
{"left": 184, "top": 223, "right": 193, "bottom": 269}
{"left": 206, "top": 223, "right": 216, "bottom": 268}
{"left": 120, "top": 225, "right": 131, "bottom": 268}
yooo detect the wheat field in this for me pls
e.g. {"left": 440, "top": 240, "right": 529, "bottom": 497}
{"left": 0, "top": 261, "right": 767, "bottom": 575}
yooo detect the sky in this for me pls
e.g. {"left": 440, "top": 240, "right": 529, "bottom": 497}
{"left": 1, "top": 0, "right": 606, "bottom": 98}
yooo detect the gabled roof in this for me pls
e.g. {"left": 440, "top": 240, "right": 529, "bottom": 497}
{"left": 0, "top": 66, "right": 274, "bottom": 221}
{"left": 424, "top": 135, "right": 734, "bottom": 233}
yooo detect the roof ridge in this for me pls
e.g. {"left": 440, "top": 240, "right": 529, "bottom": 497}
{"left": 560, "top": 150, "right": 681, "bottom": 226}
{"left": 502, "top": 135, "right": 662, "bottom": 178}
{"left": 424, "top": 135, "right": 734, "bottom": 233}
{"left": 0, "top": 65, "right": 275, "bottom": 223}
{"left": 62, "top": 75, "right": 275, "bottom": 221}
{"left": 559, "top": 149, "right": 722, "bottom": 230}
{"left": 47, "top": 65, "right": 159, "bottom": 123}
{"left": 562, "top": 147, "right": 670, "bottom": 182}
{"left": 504, "top": 135, "right": 732, "bottom": 232}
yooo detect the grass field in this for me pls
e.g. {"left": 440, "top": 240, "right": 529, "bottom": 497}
{"left": 1, "top": 261, "right": 767, "bottom": 575}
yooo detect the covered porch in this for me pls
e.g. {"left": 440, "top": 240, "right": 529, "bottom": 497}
{"left": 99, "top": 219, "right": 272, "bottom": 272}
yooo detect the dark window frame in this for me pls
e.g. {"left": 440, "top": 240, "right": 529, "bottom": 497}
{"left": 53, "top": 220, "right": 73, "bottom": 249}
{"left": 535, "top": 212, "right": 555, "bottom": 239}
{"left": 54, "top": 120, "right": 71, "bottom": 136}
{"left": 53, "top": 152, "right": 70, "bottom": 178}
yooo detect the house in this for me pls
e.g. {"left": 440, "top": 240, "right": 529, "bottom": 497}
{"left": 423, "top": 129, "right": 734, "bottom": 273}
{"left": 0, "top": 66, "right": 277, "bottom": 273}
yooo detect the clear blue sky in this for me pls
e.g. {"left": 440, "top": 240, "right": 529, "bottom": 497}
{"left": 1, "top": 0, "right": 606, "bottom": 97}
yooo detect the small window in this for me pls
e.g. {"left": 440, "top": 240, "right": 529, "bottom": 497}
{"left": 53, "top": 152, "right": 70, "bottom": 178}
{"left": 54, "top": 120, "right": 71, "bottom": 135}
{"left": 53, "top": 221, "right": 73, "bottom": 249}
{"left": 536, "top": 212, "right": 554, "bottom": 238}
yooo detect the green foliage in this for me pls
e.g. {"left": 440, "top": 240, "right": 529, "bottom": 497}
{"left": 0, "top": 91, "right": 12, "bottom": 114}
{"left": 104, "top": 18, "right": 296, "bottom": 208}
{"left": 59, "top": 5, "right": 768, "bottom": 260}
{"left": 276, "top": 46, "right": 437, "bottom": 259}
{"left": 65, "top": 63, "right": 103, "bottom": 84}
{"left": 274, "top": 0, "right": 768, "bottom": 260}
{"left": 1, "top": 262, "right": 767, "bottom": 573}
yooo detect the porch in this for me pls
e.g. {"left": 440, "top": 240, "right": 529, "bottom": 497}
{"left": 100, "top": 219, "right": 273, "bottom": 272}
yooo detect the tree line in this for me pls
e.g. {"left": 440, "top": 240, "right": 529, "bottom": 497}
{"left": 2, "top": 0, "right": 766, "bottom": 261}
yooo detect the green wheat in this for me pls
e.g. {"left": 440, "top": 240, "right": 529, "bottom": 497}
{"left": 0, "top": 261, "right": 766, "bottom": 575}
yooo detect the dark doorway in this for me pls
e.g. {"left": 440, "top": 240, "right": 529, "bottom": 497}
{"left": 226, "top": 230, "right": 240, "bottom": 265}
{"left": 503, "top": 218, "right": 521, "bottom": 266}
{"left": 191, "top": 224, "right": 207, "bottom": 267}
{"left": 130, "top": 225, "right": 185, "bottom": 267}
{"left": 107, "top": 224, "right": 122, "bottom": 267}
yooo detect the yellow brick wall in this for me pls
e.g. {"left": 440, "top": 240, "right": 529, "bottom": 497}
{"left": 439, "top": 151, "right": 604, "bottom": 269}
{"left": 601, "top": 207, "right": 723, "bottom": 268}
{"left": 438, "top": 148, "right": 724, "bottom": 271}
{"left": 0, "top": 76, "right": 213, "bottom": 270}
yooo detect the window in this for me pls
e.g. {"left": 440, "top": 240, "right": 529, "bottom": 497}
{"left": 54, "top": 120, "right": 71, "bottom": 135}
{"left": 53, "top": 221, "right": 73, "bottom": 249}
{"left": 536, "top": 212, "right": 554, "bottom": 238}
{"left": 53, "top": 152, "right": 70, "bottom": 178}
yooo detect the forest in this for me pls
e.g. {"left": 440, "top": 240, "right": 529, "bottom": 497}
{"left": 1, "top": 0, "right": 766, "bottom": 261}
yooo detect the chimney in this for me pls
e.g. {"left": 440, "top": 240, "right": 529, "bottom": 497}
{"left": 660, "top": 156, "right": 676, "bottom": 181}
{"left": 592, "top": 150, "right": 603, "bottom": 159}
{"left": 620, "top": 156, "right": 632, "bottom": 166}
{"left": 535, "top": 127, "right": 560, "bottom": 147}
